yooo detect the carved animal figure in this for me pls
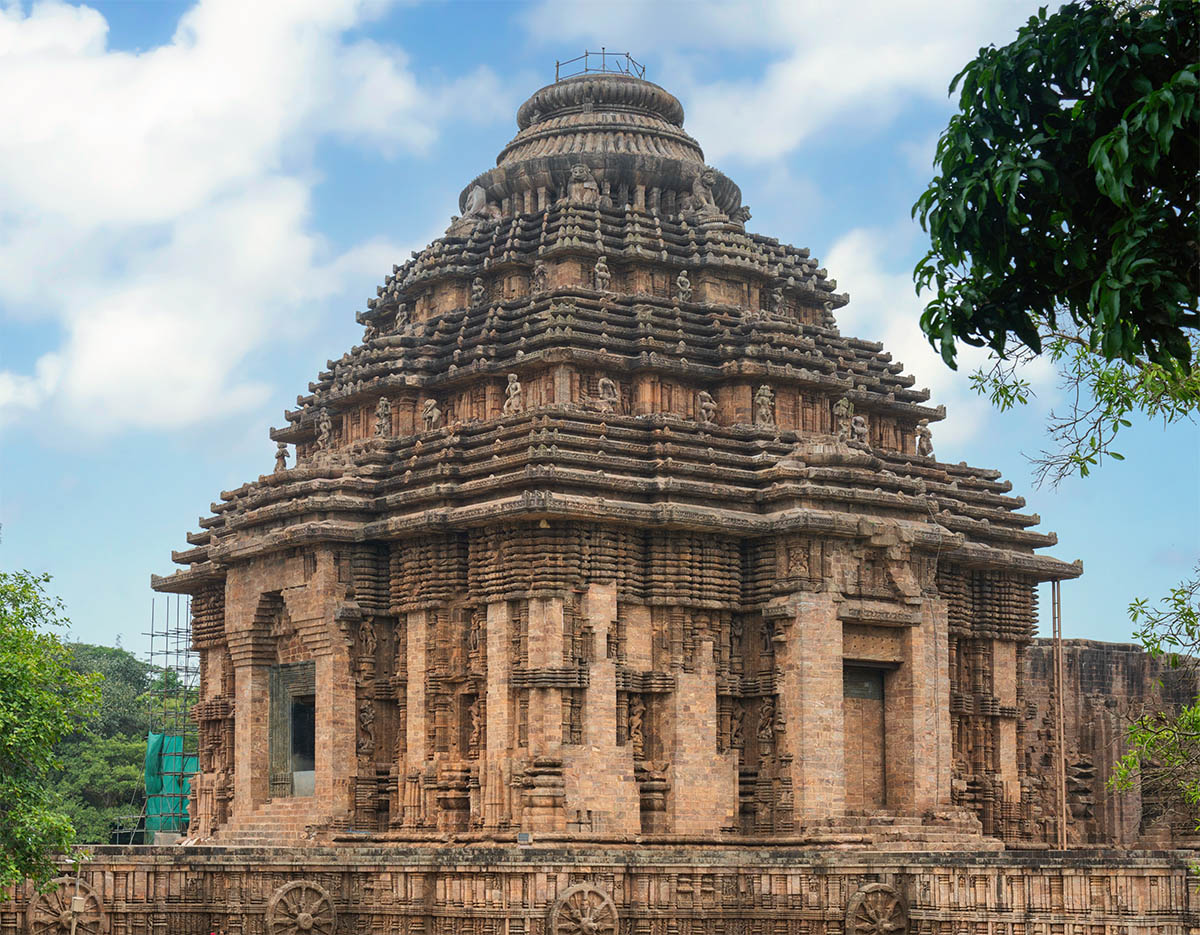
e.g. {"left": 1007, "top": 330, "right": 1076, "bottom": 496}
{"left": 422, "top": 399, "right": 442, "bottom": 430}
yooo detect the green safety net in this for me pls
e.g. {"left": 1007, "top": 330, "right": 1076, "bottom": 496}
{"left": 143, "top": 732, "right": 197, "bottom": 835}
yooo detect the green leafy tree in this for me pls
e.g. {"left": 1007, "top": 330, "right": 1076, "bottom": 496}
{"left": 0, "top": 571, "right": 100, "bottom": 888}
{"left": 1110, "top": 569, "right": 1200, "bottom": 828}
{"left": 913, "top": 0, "right": 1198, "bottom": 483}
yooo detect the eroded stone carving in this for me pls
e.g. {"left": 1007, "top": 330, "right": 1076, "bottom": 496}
{"left": 691, "top": 167, "right": 722, "bottom": 218}
{"left": 267, "top": 880, "right": 336, "bottom": 935}
{"left": 274, "top": 441, "right": 289, "bottom": 474}
{"left": 316, "top": 408, "right": 333, "bottom": 450}
{"left": 567, "top": 164, "right": 600, "bottom": 206}
{"left": 532, "top": 261, "right": 549, "bottom": 294}
{"left": 754, "top": 385, "right": 775, "bottom": 427}
{"left": 548, "top": 883, "right": 618, "bottom": 935}
{"left": 917, "top": 419, "right": 934, "bottom": 458}
{"left": 834, "top": 397, "right": 853, "bottom": 441}
{"left": 422, "top": 399, "right": 442, "bottom": 431}
{"left": 375, "top": 397, "right": 392, "bottom": 438}
{"left": 471, "top": 276, "right": 487, "bottom": 307}
{"left": 851, "top": 413, "right": 869, "bottom": 445}
{"left": 597, "top": 375, "right": 620, "bottom": 413}
{"left": 676, "top": 269, "right": 692, "bottom": 302}
{"left": 845, "top": 882, "right": 909, "bottom": 935}
{"left": 25, "top": 877, "right": 104, "bottom": 935}
{"left": 594, "top": 256, "right": 612, "bottom": 291}
{"left": 503, "top": 373, "right": 523, "bottom": 415}
{"left": 698, "top": 389, "right": 717, "bottom": 425}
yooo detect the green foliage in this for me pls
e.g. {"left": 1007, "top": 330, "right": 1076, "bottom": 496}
{"left": 65, "top": 643, "right": 153, "bottom": 739}
{"left": 1110, "top": 569, "right": 1200, "bottom": 825}
{"left": 0, "top": 571, "right": 100, "bottom": 889}
{"left": 914, "top": 0, "right": 1198, "bottom": 371}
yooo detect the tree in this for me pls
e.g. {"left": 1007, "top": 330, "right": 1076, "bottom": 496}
{"left": 0, "top": 571, "right": 100, "bottom": 888}
{"left": 1110, "top": 568, "right": 1199, "bottom": 828}
{"left": 913, "top": 0, "right": 1199, "bottom": 483}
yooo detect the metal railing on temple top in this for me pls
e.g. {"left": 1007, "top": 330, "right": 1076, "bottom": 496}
{"left": 555, "top": 49, "right": 645, "bottom": 82}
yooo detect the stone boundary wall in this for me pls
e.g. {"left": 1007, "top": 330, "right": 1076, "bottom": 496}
{"left": 2, "top": 845, "right": 1196, "bottom": 934}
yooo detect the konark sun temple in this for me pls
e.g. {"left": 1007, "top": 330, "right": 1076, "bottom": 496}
{"left": 6, "top": 65, "right": 1196, "bottom": 934}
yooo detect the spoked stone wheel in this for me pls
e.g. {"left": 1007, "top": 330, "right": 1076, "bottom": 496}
{"left": 267, "top": 880, "right": 337, "bottom": 934}
{"left": 25, "top": 877, "right": 105, "bottom": 934}
{"left": 548, "top": 883, "right": 619, "bottom": 935}
{"left": 845, "top": 882, "right": 909, "bottom": 934}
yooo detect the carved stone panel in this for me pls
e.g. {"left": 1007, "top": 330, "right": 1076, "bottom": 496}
{"left": 548, "top": 883, "right": 618, "bottom": 935}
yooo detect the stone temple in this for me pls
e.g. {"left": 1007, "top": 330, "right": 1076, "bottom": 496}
{"left": 5, "top": 68, "right": 1196, "bottom": 933}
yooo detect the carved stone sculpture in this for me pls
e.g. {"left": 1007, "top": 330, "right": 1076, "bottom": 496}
{"left": 629, "top": 695, "right": 646, "bottom": 757}
{"left": 566, "top": 164, "right": 600, "bottom": 206}
{"left": 25, "top": 877, "right": 104, "bottom": 935}
{"left": 357, "top": 699, "right": 375, "bottom": 755}
{"left": 676, "top": 269, "right": 692, "bottom": 302}
{"left": 548, "top": 883, "right": 618, "bottom": 935}
{"left": 698, "top": 389, "right": 717, "bottom": 425}
{"left": 267, "top": 881, "right": 336, "bottom": 935}
{"left": 754, "top": 385, "right": 775, "bottom": 427}
{"left": 916, "top": 419, "right": 934, "bottom": 458}
{"left": 503, "top": 373, "right": 523, "bottom": 415}
{"left": 732, "top": 204, "right": 752, "bottom": 224}
{"left": 851, "top": 413, "right": 869, "bottom": 445}
{"left": 597, "top": 375, "right": 619, "bottom": 413}
{"left": 594, "top": 256, "right": 611, "bottom": 291}
{"left": 532, "top": 261, "right": 549, "bottom": 294}
{"left": 375, "top": 397, "right": 392, "bottom": 438}
{"left": 845, "top": 883, "right": 909, "bottom": 934}
{"left": 393, "top": 303, "right": 409, "bottom": 332}
{"left": 463, "top": 184, "right": 489, "bottom": 218}
{"left": 691, "top": 168, "right": 722, "bottom": 218}
{"left": 771, "top": 284, "right": 785, "bottom": 315}
{"left": 274, "top": 441, "right": 289, "bottom": 474}
{"left": 834, "top": 397, "right": 853, "bottom": 441}
{"left": 471, "top": 276, "right": 487, "bottom": 307}
{"left": 316, "top": 408, "right": 332, "bottom": 450}
{"left": 422, "top": 399, "right": 442, "bottom": 430}
{"left": 757, "top": 697, "right": 776, "bottom": 744}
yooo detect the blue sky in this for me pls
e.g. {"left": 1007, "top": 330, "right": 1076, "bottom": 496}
{"left": 1, "top": 0, "right": 1196, "bottom": 655}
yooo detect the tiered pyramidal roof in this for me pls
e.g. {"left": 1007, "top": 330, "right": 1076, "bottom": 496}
{"left": 157, "top": 72, "right": 1078, "bottom": 596}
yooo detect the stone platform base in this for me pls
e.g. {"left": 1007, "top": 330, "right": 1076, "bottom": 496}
{"left": 2, "top": 844, "right": 1196, "bottom": 934}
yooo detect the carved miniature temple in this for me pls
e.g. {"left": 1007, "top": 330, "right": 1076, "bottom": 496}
{"left": 150, "top": 71, "right": 1089, "bottom": 850}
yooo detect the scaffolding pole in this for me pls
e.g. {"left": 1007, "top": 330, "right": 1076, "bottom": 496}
{"left": 1052, "top": 579, "right": 1068, "bottom": 849}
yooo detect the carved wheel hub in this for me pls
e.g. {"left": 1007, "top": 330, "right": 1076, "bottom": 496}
{"left": 267, "top": 881, "right": 336, "bottom": 935}
{"left": 548, "top": 883, "right": 618, "bottom": 935}
{"left": 25, "top": 877, "right": 104, "bottom": 934}
{"left": 846, "top": 883, "right": 909, "bottom": 934}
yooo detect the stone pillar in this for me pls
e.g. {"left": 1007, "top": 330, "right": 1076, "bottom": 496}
{"left": 484, "top": 600, "right": 513, "bottom": 828}
{"left": 992, "top": 637, "right": 1020, "bottom": 804}
{"left": 402, "top": 609, "right": 428, "bottom": 826}
{"left": 564, "top": 584, "right": 640, "bottom": 834}
{"left": 314, "top": 649, "right": 356, "bottom": 812}
{"left": 667, "top": 638, "right": 738, "bottom": 833}
{"left": 885, "top": 596, "right": 952, "bottom": 811}
{"left": 775, "top": 593, "right": 844, "bottom": 822}
{"left": 230, "top": 647, "right": 270, "bottom": 812}
{"left": 522, "top": 597, "right": 566, "bottom": 831}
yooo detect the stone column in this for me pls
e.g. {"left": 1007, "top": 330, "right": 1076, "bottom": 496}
{"left": 991, "top": 637, "right": 1020, "bottom": 804}
{"left": 522, "top": 597, "right": 565, "bottom": 831}
{"left": 774, "top": 593, "right": 844, "bottom": 822}
{"left": 563, "top": 584, "right": 639, "bottom": 834}
{"left": 402, "top": 609, "right": 428, "bottom": 826}
{"left": 667, "top": 638, "right": 738, "bottom": 833}
{"left": 484, "top": 600, "right": 513, "bottom": 828}
{"left": 885, "top": 596, "right": 952, "bottom": 811}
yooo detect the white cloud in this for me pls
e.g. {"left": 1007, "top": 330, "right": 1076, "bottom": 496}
{"left": 522, "top": 0, "right": 1043, "bottom": 163}
{"left": 825, "top": 226, "right": 1055, "bottom": 448}
{"left": 0, "top": 0, "right": 508, "bottom": 434}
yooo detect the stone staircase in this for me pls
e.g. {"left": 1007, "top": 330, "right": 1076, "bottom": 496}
{"left": 209, "top": 798, "right": 325, "bottom": 846}
{"left": 796, "top": 809, "right": 1004, "bottom": 851}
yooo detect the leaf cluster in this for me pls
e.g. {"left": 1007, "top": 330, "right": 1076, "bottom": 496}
{"left": 1109, "top": 568, "right": 1200, "bottom": 826}
{"left": 0, "top": 571, "right": 100, "bottom": 889}
{"left": 914, "top": 0, "right": 1199, "bottom": 371}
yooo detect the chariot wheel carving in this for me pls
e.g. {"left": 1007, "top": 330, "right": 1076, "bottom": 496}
{"left": 845, "top": 882, "right": 909, "bottom": 934}
{"left": 267, "top": 880, "right": 336, "bottom": 935}
{"left": 25, "top": 876, "right": 105, "bottom": 934}
{"left": 548, "top": 883, "right": 618, "bottom": 935}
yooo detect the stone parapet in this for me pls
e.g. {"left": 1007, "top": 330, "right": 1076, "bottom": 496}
{"left": 3, "top": 845, "right": 1195, "bottom": 933}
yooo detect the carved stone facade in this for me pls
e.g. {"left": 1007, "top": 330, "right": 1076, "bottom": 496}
{"left": 6, "top": 70, "right": 1193, "bottom": 931}
{"left": 2, "top": 847, "right": 1194, "bottom": 933}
